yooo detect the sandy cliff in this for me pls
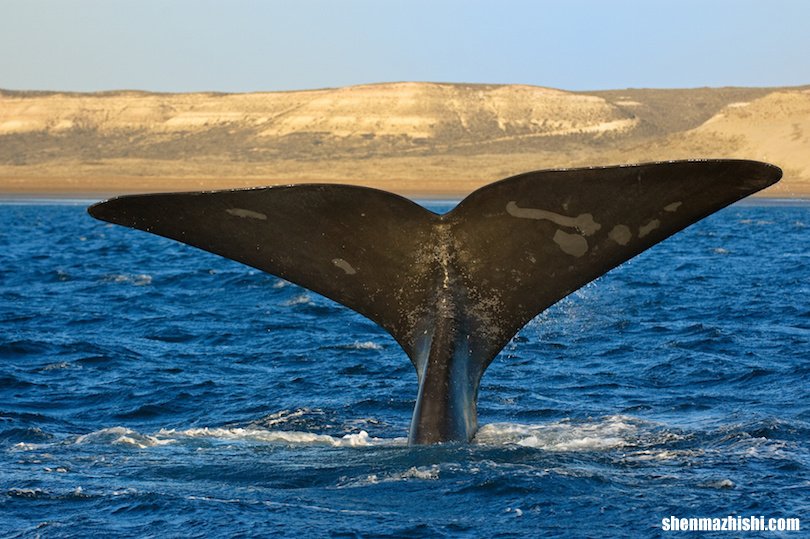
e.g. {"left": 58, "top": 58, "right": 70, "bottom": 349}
{"left": 0, "top": 82, "right": 807, "bottom": 196}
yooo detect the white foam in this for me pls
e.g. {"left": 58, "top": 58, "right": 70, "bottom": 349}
{"left": 10, "top": 442, "right": 43, "bottom": 451}
{"left": 104, "top": 273, "right": 152, "bottom": 286}
{"left": 623, "top": 449, "right": 702, "bottom": 462}
{"left": 505, "top": 507, "right": 524, "bottom": 517}
{"left": 282, "top": 294, "right": 314, "bottom": 306}
{"left": 158, "top": 427, "right": 406, "bottom": 447}
{"left": 403, "top": 465, "right": 440, "bottom": 480}
{"left": 75, "top": 427, "right": 175, "bottom": 449}
{"left": 60, "top": 423, "right": 409, "bottom": 450}
{"left": 252, "top": 408, "right": 311, "bottom": 427}
{"left": 339, "top": 465, "right": 440, "bottom": 487}
{"left": 41, "top": 361, "right": 76, "bottom": 371}
{"left": 474, "top": 415, "right": 641, "bottom": 451}
{"left": 7, "top": 488, "right": 46, "bottom": 498}
{"left": 349, "top": 341, "right": 383, "bottom": 350}
{"left": 700, "top": 478, "right": 735, "bottom": 489}
{"left": 740, "top": 438, "right": 791, "bottom": 459}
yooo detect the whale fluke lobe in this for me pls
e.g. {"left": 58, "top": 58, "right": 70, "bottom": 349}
{"left": 88, "top": 159, "right": 782, "bottom": 444}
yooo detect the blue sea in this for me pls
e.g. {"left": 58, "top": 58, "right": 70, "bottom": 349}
{"left": 0, "top": 199, "right": 808, "bottom": 538}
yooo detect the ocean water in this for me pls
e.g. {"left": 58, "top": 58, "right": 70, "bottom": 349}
{"left": 0, "top": 199, "right": 808, "bottom": 538}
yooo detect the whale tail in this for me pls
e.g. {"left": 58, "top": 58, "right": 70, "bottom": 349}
{"left": 89, "top": 159, "right": 781, "bottom": 444}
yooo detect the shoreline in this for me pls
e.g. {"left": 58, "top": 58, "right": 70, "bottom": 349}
{"left": 1, "top": 180, "right": 808, "bottom": 201}
{"left": 0, "top": 187, "right": 468, "bottom": 201}
{"left": 3, "top": 83, "right": 809, "bottom": 201}
{"left": 2, "top": 188, "right": 807, "bottom": 205}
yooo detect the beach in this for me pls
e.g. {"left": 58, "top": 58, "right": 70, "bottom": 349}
{"left": 0, "top": 158, "right": 807, "bottom": 200}
{"left": 2, "top": 83, "right": 809, "bottom": 199}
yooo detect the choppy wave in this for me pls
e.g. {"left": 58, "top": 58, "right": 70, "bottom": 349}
{"left": 7, "top": 414, "right": 804, "bottom": 462}
{"left": 1, "top": 201, "right": 808, "bottom": 537}
{"left": 159, "top": 427, "right": 402, "bottom": 447}
{"left": 282, "top": 293, "right": 315, "bottom": 306}
{"left": 75, "top": 427, "right": 175, "bottom": 449}
{"left": 7, "top": 416, "right": 645, "bottom": 451}
{"left": 474, "top": 415, "right": 646, "bottom": 450}
{"left": 102, "top": 273, "right": 153, "bottom": 286}
{"left": 338, "top": 465, "right": 442, "bottom": 488}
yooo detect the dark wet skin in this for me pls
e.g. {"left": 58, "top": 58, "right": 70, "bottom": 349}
{"left": 89, "top": 159, "right": 781, "bottom": 444}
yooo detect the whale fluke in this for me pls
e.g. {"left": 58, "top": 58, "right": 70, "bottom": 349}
{"left": 88, "top": 159, "right": 781, "bottom": 444}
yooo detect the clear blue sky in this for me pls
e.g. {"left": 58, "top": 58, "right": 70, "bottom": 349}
{"left": 1, "top": 0, "right": 808, "bottom": 92}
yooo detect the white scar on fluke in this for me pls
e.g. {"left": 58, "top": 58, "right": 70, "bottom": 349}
{"left": 553, "top": 230, "right": 589, "bottom": 257}
{"left": 639, "top": 219, "right": 661, "bottom": 238}
{"left": 332, "top": 258, "right": 357, "bottom": 275}
{"left": 226, "top": 208, "right": 268, "bottom": 220}
{"left": 506, "top": 201, "right": 601, "bottom": 236}
{"left": 608, "top": 224, "right": 632, "bottom": 246}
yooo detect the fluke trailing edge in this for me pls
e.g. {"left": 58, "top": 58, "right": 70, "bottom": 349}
{"left": 88, "top": 160, "right": 782, "bottom": 444}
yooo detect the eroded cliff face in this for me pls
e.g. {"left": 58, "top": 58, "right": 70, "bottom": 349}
{"left": 0, "top": 82, "right": 807, "bottom": 196}
{"left": 685, "top": 90, "right": 810, "bottom": 182}
{"left": 0, "top": 83, "right": 635, "bottom": 137}
{"left": 0, "top": 82, "right": 640, "bottom": 158}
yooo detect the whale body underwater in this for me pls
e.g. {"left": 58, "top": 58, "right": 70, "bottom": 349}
{"left": 88, "top": 159, "right": 782, "bottom": 445}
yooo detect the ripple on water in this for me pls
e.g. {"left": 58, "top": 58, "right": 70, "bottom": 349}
{"left": 1, "top": 202, "right": 808, "bottom": 536}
